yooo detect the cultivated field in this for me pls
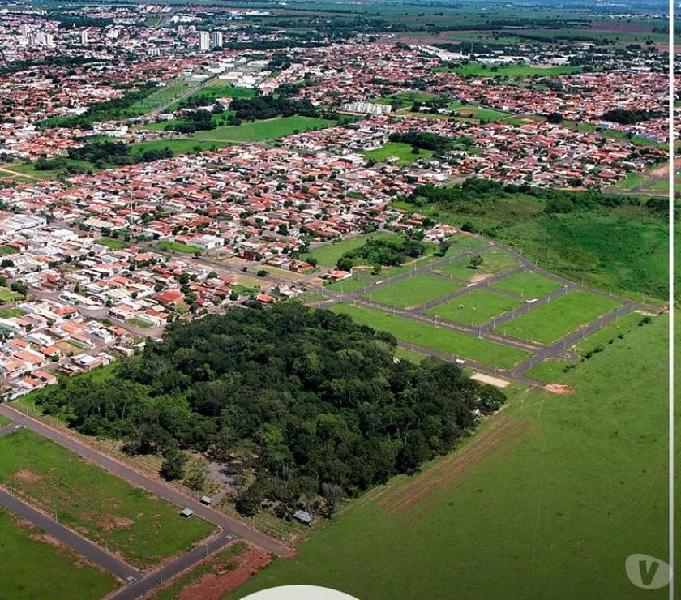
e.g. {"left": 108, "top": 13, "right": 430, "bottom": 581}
{"left": 0, "top": 506, "right": 118, "bottom": 600}
{"left": 0, "top": 429, "right": 214, "bottom": 568}
{"left": 227, "top": 316, "right": 669, "bottom": 600}
{"left": 494, "top": 290, "right": 621, "bottom": 343}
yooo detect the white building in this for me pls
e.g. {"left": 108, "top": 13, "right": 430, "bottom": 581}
{"left": 199, "top": 31, "right": 210, "bottom": 52}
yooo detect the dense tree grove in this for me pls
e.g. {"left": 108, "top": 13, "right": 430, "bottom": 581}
{"left": 230, "top": 95, "right": 319, "bottom": 121}
{"left": 29, "top": 302, "right": 504, "bottom": 518}
{"left": 600, "top": 108, "right": 665, "bottom": 124}
{"left": 388, "top": 130, "right": 468, "bottom": 152}
{"left": 336, "top": 235, "right": 426, "bottom": 270}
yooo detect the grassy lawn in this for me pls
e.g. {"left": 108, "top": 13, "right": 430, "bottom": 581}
{"left": 448, "top": 102, "right": 524, "bottom": 124}
{"left": 393, "top": 346, "right": 427, "bottom": 363}
{"left": 0, "top": 429, "right": 214, "bottom": 568}
{"left": 0, "top": 244, "right": 17, "bottom": 255}
{"left": 129, "top": 79, "right": 194, "bottom": 115}
{"left": 307, "top": 232, "right": 400, "bottom": 268}
{"left": 192, "top": 116, "right": 332, "bottom": 143}
{"left": 97, "top": 237, "right": 128, "bottom": 250}
{"left": 0, "top": 414, "right": 10, "bottom": 425}
{"left": 158, "top": 240, "right": 203, "bottom": 254}
{"left": 129, "top": 138, "right": 230, "bottom": 156}
{"left": 0, "top": 506, "right": 119, "bottom": 600}
{"left": 493, "top": 270, "right": 563, "bottom": 298}
{"left": 496, "top": 290, "right": 621, "bottom": 344}
{"left": 332, "top": 302, "right": 529, "bottom": 368}
{"left": 524, "top": 358, "right": 575, "bottom": 383}
{"left": 574, "top": 311, "right": 649, "bottom": 358}
{"left": 447, "top": 63, "right": 582, "bottom": 78}
{"left": 227, "top": 315, "right": 668, "bottom": 600}
{"left": 127, "top": 317, "right": 153, "bottom": 329}
{"left": 0, "top": 287, "right": 23, "bottom": 302}
{"left": 425, "top": 289, "right": 522, "bottom": 327}
{"left": 0, "top": 307, "right": 24, "bottom": 318}
{"left": 365, "top": 274, "right": 458, "bottom": 308}
{"left": 365, "top": 142, "right": 434, "bottom": 165}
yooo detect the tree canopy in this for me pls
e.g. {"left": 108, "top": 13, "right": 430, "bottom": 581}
{"left": 29, "top": 302, "right": 504, "bottom": 519}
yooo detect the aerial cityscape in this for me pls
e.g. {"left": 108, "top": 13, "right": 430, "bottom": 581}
{"left": 0, "top": 1, "right": 673, "bottom": 599}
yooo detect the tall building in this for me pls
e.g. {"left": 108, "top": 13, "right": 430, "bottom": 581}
{"left": 199, "top": 31, "right": 210, "bottom": 51}
{"left": 80, "top": 30, "right": 89, "bottom": 45}
{"left": 210, "top": 31, "right": 223, "bottom": 48}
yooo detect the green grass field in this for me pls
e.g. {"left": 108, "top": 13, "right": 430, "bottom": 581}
{"left": 446, "top": 63, "right": 582, "bottom": 78}
{"left": 0, "top": 429, "right": 214, "bottom": 568}
{"left": 158, "top": 240, "right": 203, "bottom": 254}
{"left": 227, "top": 315, "right": 669, "bottom": 600}
{"left": 0, "top": 287, "right": 22, "bottom": 302}
{"left": 332, "top": 302, "right": 529, "bottom": 368}
{"left": 0, "top": 506, "right": 118, "bottom": 600}
{"left": 129, "top": 79, "right": 194, "bottom": 115}
{"left": 493, "top": 270, "right": 563, "bottom": 298}
{"left": 365, "top": 275, "right": 458, "bottom": 308}
{"left": 192, "top": 116, "right": 332, "bottom": 143}
{"left": 574, "top": 311, "right": 649, "bottom": 358}
{"left": 307, "top": 232, "right": 400, "bottom": 267}
{"left": 524, "top": 358, "right": 574, "bottom": 383}
{"left": 97, "top": 237, "right": 128, "bottom": 250}
{"left": 496, "top": 291, "right": 621, "bottom": 344}
{"left": 365, "top": 142, "right": 434, "bottom": 165}
{"left": 425, "top": 289, "right": 522, "bottom": 327}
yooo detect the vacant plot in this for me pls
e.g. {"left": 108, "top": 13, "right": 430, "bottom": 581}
{"left": 449, "top": 62, "right": 582, "bottom": 78}
{"left": 575, "top": 311, "right": 649, "bottom": 357}
{"left": 495, "top": 291, "right": 621, "bottom": 344}
{"left": 332, "top": 303, "right": 529, "bottom": 368}
{"left": 228, "top": 316, "right": 668, "bottom": 600}
{"left": 307, "top": 232, "right": 399, "bottom": 267}
{"left": 365, "top": 142, "right": 434, "bottom": 165}
{"left": 438, "top": 250, "right": 517, "bottom": 282}
{"left": 425, "top": 289, "right": 522, "bottom": 327}
{"left": 193, "top": 116, "right": 332, "bottom": 143}
{"left": 0, "top": 429, "right": 214, "bottom": 568}
{"left": 0, "top": 506, "right": 118, "bottom": 600}
{"left": 365, "top": 275, "right": 458, "bottom": 308}
{"left": 97, "top": 237, "right": 128, "bottom": 250}
{"left": 0, "top": 287, "right": 22, "bottom": 302}
{"left": 158, "top": 240, "right": 203, "bottom": 254}
{"left": 524, "top": 358, "right": 575, "bottom": 383}
{"left": 493, "top": 270, "right": 563, "bottom": 298}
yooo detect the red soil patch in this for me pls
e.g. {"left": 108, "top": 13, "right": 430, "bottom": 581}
{"left": 98, "top": 515, "right": 135, "bottom": 531}
{"left": 545, "top": 384, "right": 575, "bottom": 395}
{"left": 14, "top": 469, "right": 43, "bottom": 483}
{"left": 378, "top": 416, "right": 533, "bottom": 518}
{"left": 177, "top": 545, "right": 271, "bottom": 600}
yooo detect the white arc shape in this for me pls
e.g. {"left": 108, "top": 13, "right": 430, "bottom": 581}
{"left": 242, "top": 585, "right": 359, "bottom": 600}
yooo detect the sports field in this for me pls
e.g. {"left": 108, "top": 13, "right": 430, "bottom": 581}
{"left": 365, "top": 275, "right": 458, "bottom": 308}
{"left": 0, "top": 506, "right": 118, "bottom": 600}
{"left": 227, "top": 315, "right": 669, "bottom": 600}
{"left": 332, "top": 303, "right": 529, "bottom": 368}
{"left": 493, "top": 270, "right": 562, "bottom": 298}
{"left": 425, "top": 289, "right": 522, "bottom": 327}
{"left": 495, "top": 290, "right": 621, "bottom": 344}
{"left": 0, "top": 429, "right": 214, "bottom": 568}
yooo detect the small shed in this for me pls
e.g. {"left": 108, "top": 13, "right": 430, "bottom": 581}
{"left": 200, "top": 495, "right": 212, "bottom": 505}
{"left": 180, "top": 508, "right": 194, "bottom": 518}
